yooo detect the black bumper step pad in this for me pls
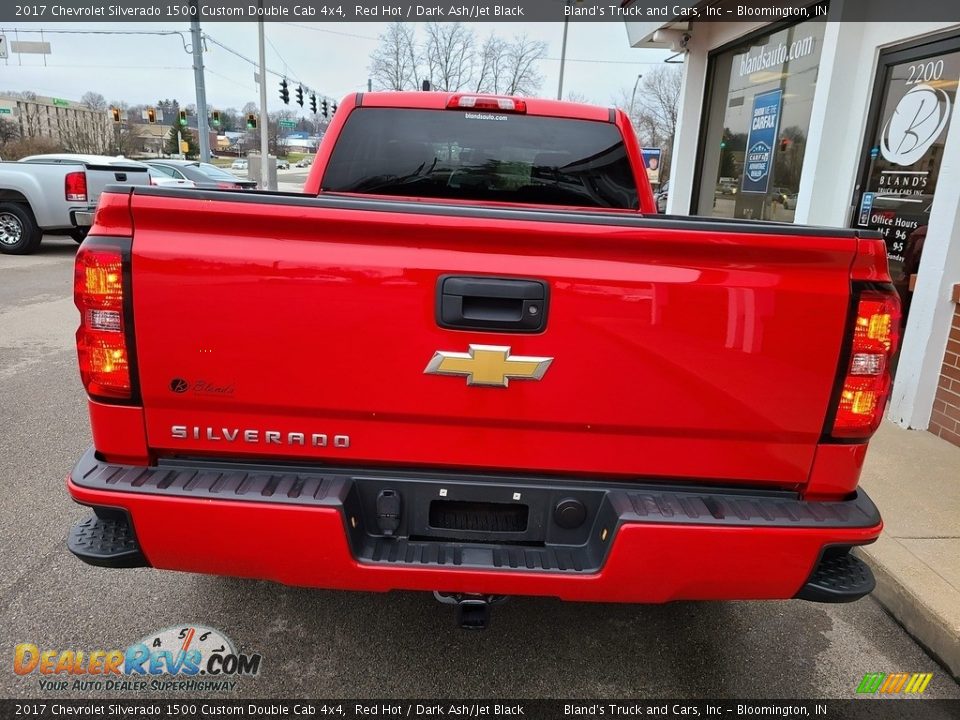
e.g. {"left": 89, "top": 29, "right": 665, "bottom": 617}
{"left": 69, "top": 447, "right": 881, "bottom": 577}
{"left": 795, "top": 550, "right": 876, "bottom": 603}
{"left": 67, "top": 512, "right": 148, "bottom": 569}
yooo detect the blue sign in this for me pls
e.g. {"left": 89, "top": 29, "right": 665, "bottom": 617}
{"left": 742, "top": 89, "right": 782, "bottom": 194}
{"left": 641, "top": 147, "right": 662, "bottom": 185}
{"left": 858, "top": 192, "right": 875, "bottom": 226}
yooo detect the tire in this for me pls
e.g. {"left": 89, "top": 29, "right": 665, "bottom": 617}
{"left": 71, "top": 227, "right": 89, "bottom": 244}
{"left": 0, "top": 203, "right": 42, "bottom": 255}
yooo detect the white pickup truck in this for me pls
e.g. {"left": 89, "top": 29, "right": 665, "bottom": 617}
{"left": 0, "top": 154, "right": 149, "bottom": 255}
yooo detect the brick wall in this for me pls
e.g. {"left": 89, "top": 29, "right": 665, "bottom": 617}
{"left": 929, "top": 284, "right": 960, "bottom": 446}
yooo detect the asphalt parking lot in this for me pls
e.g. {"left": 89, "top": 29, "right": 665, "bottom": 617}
{"left": 1, "top": 237, "right": 959, "bottom": 701}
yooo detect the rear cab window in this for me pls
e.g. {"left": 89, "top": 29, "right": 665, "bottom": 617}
{"left": 321, "top": 108, "right": 639, "bottom": 210}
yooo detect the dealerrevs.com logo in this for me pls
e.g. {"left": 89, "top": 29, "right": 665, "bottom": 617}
{"left": 13, "top": 625, "right": 262, "bottom": 693}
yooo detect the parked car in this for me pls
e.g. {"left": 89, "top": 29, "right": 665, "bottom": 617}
{"left": 68, "top": 92, "right": 898, "bottom": 629}
{"left": 146, "top": 160, "right": 257, "bottom": 190}
{"left": 276, "top": 159, "right": 290, "bottom": 170}
{"left": 0, "top": 153, "right": 149, "bottom": 254}
{"left": 231, "top": 159, "right": 248, "bottom": 170}
{"left": 655, "top": 181, "right": 669, "bottom": 213}
{"left": 295, "top": 157, "right": 313, "bottom": 168}
{"left": 785, "top": 193, "right": 799, "bottom": 210}
{"left": 147, "top": 167, "right": 195, "bottom": 188}
{"left": 771, "top": 187, "right": 791, "bottom": 205}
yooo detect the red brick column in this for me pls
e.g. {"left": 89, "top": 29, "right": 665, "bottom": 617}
{"left": 929, "top": 284, "right": 960, "bottom": 446}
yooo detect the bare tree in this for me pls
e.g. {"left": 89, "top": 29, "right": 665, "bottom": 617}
{"left": 369, "top": 26, "right": 544, "bottom": 96}
{"left": 115, "top": 124, "right": 146, "bottom": 157}
{"left": 58, "top": 112, "right": 112, "bottom": 154}
{"left": 423, "top": 23, "right": 475, "bottom": 92}
{"left": 502, "top": 36, "right": 547, "bottom": 96}
{"left": 81, "top": 91, "right": 108, "bottom": 112}
{"left": 475, "top": 34, "right": 506, "bottom": 93}
{"left": 0, "top": 117, "right": 19, "bottom": 144}
{"left": 613, "top": 65, "right": 682, "bottom": 179}
{"left": 564, "top": 92, "right": 594, "bottom": 104}
{"left": 637, "top": 66, "right": 682, "bottom": 147}
{"left": 369, "top": 22, "right": 420, "bottom": 91}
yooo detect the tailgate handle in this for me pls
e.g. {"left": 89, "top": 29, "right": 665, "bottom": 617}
{"left": 114, "top": 172, "right": 128, "bottom": 182}
{"left": 438, "top": 276, "right": 548, "bottom": 332}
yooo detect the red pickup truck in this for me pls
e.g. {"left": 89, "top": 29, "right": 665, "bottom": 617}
{"left": 67, "top": 92, "right": 899, "bottom": 628}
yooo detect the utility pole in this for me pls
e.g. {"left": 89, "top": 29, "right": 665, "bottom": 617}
{"left": 629, "top": 74, "right": 643, "bottom": 121}
{"left": 257, "top": 11, "right": 270, "bottom": 190}
{"left": 557, "top": 7, "right": 570, "bottom": 100}
{"left": 189, "top": 0, "right": 210, "bottom": 162}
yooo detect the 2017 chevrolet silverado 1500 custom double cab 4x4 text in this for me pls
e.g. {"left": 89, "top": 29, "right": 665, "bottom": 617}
{"left": 66, "top": 93, "right": 899, "bottom": 628}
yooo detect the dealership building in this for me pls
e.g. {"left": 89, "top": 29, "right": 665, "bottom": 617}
{"left": 627, "top": 3, "right": 960, "bottom": 447}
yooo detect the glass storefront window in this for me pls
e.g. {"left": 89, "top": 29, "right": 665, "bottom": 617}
{"left": 853, "top": 43, "right": 960, "bottom": 324}
{"left": 696, "top": 18, "right": 826, "bottom": 221}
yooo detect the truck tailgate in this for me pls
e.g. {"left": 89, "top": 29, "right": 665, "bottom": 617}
{"left": 127, "top": 190, "right": 856, "bottom": 486}
{"left": 86, "top": 164, "right": 149, "bottom": 205}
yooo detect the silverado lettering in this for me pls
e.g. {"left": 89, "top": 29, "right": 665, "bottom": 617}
{"left": 66, "top": 91, "right": 899, "bottom": 628}
{"left": 170, "top": 426, "right": 350, "bottom": 447}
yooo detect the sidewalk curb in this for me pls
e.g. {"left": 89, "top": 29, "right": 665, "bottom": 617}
{"left": 857, "top": 538, "right": 960, "bottom": 680}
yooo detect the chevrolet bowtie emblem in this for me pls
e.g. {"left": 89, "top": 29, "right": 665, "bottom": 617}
{"left": 424, "top": 344, "right": 553, "bottom": 387}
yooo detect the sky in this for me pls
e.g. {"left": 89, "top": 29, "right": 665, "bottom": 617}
{"left": 0, "top": 21, "right": 671, "bottom": 112}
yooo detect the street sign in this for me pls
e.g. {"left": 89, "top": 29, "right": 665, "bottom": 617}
{"left": 0, "top": 108, "right": 12, "bottom": 115}
{"left": 0, "top": 34, "right": 8, "bottom": 60}
{"left": 279, "top": 119, "right": 296, "bottom": 129}
{"left": 10, "top": 40, "right": 51, "bottom": 55}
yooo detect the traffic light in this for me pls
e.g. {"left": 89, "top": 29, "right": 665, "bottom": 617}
{"left": 331, "top": 102, "right": 338, "bottom": 116}
{"left": 211, "top": 110, "right": 221, "bottom": 127}
{"left": 279, "top": 79, "right": 290, "bottom": 105}
{"left": 178, "top": 110, "right": 188, "bottom": 126}
{"left": 146, "top": 107, "right": 157, "bottom": 124}
{"left": 309, "top": 94, "right": 317, "bottom": 114}
{"left": 321, "top": 99, "right": 329, "bottom": 118}
{"left": 296, "top": 85, "right": 304, "bottom": 107}
{"left": 110, "top": 108, "right": 121, "bottom": 124}
{"left": 246, "top": 113, "right": 257, "bottom": 129}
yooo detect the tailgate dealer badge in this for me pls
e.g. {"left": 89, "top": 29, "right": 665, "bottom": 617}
{"left": 424, "top": 344, "right": 552, "bottom": 387}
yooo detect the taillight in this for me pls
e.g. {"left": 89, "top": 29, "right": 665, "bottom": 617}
{"left": 216, "top": 181, "right": 237, "bottom": 189}
{"left": 446, "top": 95, "right": 527, "bottom": 113}
{"left": 74, "top": 239, "right": 135, "bottom": 402}
{"left": 830, "top": 287, "right": 901, "bottom": 439}
{"left": 65, "top": 171, "right": 88, "bottom": 202}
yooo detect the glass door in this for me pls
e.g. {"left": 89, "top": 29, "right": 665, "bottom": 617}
{"left": 853, "top": 34, "right": 960, "bottom": 326}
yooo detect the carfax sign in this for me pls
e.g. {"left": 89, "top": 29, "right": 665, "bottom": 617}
{"left": 742, "top": 89, "right": 783, "bottom": 194}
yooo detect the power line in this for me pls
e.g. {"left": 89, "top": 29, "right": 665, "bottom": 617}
{"left": 205, "top": 33, "right": 333, "bottom": 103}
{"left": 279, "top": 22, "right": 378, "bottom": 41}
{"left": 3, "top": 63, "right": 192, "bottom": 71}
{"left": 204, "top": 66, "right": 259, "bottom": 93}
{"left": 265, "top": 34, "right": 299, "bottom": 84}
{"left": 0, "top": 27, "right": 183, "bottom": 35}
{"left": 542, "top": 57, "right": 667, "bottom": 65}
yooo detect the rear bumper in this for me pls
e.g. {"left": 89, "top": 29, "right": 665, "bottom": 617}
{"left": 66, "top": 447, "right": 882, "bottom": 603}
{"left": 71, "top": 209, "right": 96, "bottom": 227}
